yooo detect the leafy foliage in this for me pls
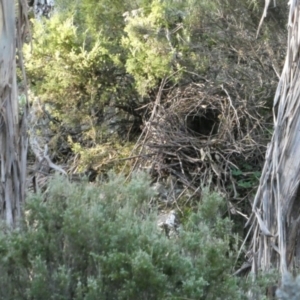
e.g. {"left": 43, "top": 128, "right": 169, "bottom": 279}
{"left": 24, "top": 13, "right": 140, "bottom": 170}
{"left": 0, "top": 174, "right": 254, "bottom": 300}
{"left": 121, "top": 0, "right": 221, "bottom": 94}
{"left": 24, "top": 0, "right": 286, "bottom": 179}
{"left": 24, "top": 15, "right": 119, "bottom": 125}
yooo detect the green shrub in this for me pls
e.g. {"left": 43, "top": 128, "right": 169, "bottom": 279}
{"left": 24, "top": 15, "right": 118, "bottom": 125}
{"left": 121, "top": 0, "right": 218, "bottom": 94}
{"left": 0, "top": 173, "right": 256, "bottom": 299}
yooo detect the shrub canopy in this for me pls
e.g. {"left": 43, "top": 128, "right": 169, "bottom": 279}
{"left": 0, "top": 174, "right": 251, "bottom": 300}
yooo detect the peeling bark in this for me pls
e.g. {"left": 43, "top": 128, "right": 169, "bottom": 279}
{"left": 0, "top": 0, "right": 29, "bottom": 227}
{"left": 246, "top": 0, "right": 300, "bottom": 276}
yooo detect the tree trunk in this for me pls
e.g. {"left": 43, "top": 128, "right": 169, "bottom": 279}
{"left": 246, "top": 0, "right": 300, "bottom": 276}
{"left": 0, "top": 0, "right": 28, "bottom": 227}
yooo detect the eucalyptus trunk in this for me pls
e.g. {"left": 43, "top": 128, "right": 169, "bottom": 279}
{"left": 0, "top": 0, "right": 28, "bottom": 227}
{"left": 247, "top": 0, "right": 300, "bottom": 275}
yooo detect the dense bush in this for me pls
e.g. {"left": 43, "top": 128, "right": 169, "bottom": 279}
{"left": 0, "top": 173, "right": 253, "bottom": 299}
{"left": 24, "top": 15, "right": 123, "bottom": 125}
{"left": 23, "top": 0, "right": 287, "bottom": 189}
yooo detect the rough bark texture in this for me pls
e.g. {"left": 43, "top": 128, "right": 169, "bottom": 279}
{"left": 246, "top": 0, "right": 300, "bottom": 276}
{"left": 0, "top": 0, "right": 28, "bottom": 227}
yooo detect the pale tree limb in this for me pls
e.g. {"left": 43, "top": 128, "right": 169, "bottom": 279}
{"left": 246, "top": 0, "right": 300, "bottom": 279}
{"left": 0, "top": 0, "right": 29, "bottom": 227}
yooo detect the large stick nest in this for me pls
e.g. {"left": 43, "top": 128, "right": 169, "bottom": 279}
{"left": 132, "top": 80, "right": 271, "bottom": 201}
